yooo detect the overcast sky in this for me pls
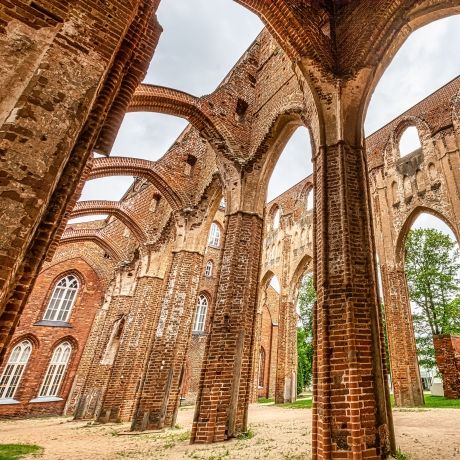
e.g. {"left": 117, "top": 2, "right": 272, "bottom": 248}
{"left": 74, "top": 4, "right": 460, "bottom": 239}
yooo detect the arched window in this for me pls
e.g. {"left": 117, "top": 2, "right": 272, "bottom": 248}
{"left": 399, "top": 126, "right": 422, "bottom": 157}
{"left": 0, "top": 340, "right": 32, "bottom": 399}
{"left": 193, "top": 294, "right": 208, "bottom": 332}
{"left": 205, "top": 260, "right": 213, "bottom": 277}
{"left": 258, "top": 347, "right": 265, "bottom": 388}
{"left": 208, "top": 223, "right": 221, "bottom": 248}
{"left": 39, "top": 342, "right": 72, "bottom": 397}
{"left": 43, "top": 275, "right": 79, "bottom": 323}
{"left": 306, "top": 189, "right": 314, "bottom": 210}
{"left": 273, "top": 208, "right": 281, "bottom": 230}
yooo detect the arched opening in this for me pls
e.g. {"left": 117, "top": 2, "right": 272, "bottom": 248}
{"left": 267, "top": 126, "right": 313, "bottom": 202}
{"left": 365, "top": 15, "right": 460, "bottom": 410}
{"left": 366, "top": 16, "right": 460, "bottom": 135}
{"left": 399, "top": 211, "right": 460, "bottom": 398}
{"left": 256, "top": 272, "right": 281, "bottom": 401}
{"left": 145, "top": 0, "right": 263, "bottom": 95}
{"left": 399, "top": 126, "right": 422, "bottom": 158}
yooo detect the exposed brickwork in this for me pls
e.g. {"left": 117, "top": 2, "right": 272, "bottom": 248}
{"left": 192, "top": 212, "right": 263, "bottom": 443}
{"left": 0, "top": 258, "right": 103, "bottom": 418}
{"left": 433, "top": 335, "right": 460, "bottom": 399}
{"left": 4, "top": 4, "right": 460, "bottom": 459}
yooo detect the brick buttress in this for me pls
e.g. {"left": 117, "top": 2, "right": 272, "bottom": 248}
{"left": 131, "top": 250, "right": 203, "bottom": 430}
{"left": 380, "top": 265, "right": 424, "bottom": 406}
{"left": 191, "top": 211, "right": 263, "bottom": 443}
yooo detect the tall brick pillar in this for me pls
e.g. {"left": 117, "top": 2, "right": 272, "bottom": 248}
{"left": 433, "top": 335, "right": 460, "bottom": 399}
{"left": 191, "top": 211, "right": 263, "bottom": 443}
{"left": 275, "top": 297, "right": 296, "bottom": 403}
{"left": 130, "top": 250, "right": 203, "bottom": 430}
{"left": 96, "top": 275, "right": 165, "bottom": 423}
{"left": 275, "top": 235, "right": 296, "bottom": 403}
{"left": 312, "top": 139, "right": 394, "bottom": 459}
{"left": 380, "top": 265, "right": 424, "bottom": 406}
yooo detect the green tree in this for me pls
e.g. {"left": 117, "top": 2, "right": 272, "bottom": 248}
{"left": 405, "top": 228, "right": 460, "bottom": 369}
{"left": 296, "top": 274, "right": 316, "bottom": 393}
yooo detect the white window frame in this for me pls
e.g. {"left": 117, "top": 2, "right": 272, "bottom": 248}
{"left": 208, "top": 223, "right": 221, "bottom": 248}
{"left": 0, "top": 340, "right": 32, "bottom": 400}
{"left": 43, "top": 275, "right": 79, "bottom": 322}
{"left": 193, "top": 295, "right": 208, "bottom": 332}
{"left": 38, "top": 342, "right": 72, "bottom": 398}
{"left": 204, "top": 261, "right": 213, "bottom": 277}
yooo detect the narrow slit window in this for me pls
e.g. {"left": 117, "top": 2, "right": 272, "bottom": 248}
{"left": 208, "top": 223, "right": 221, "bottom": 248}
{"left": 193, "top": 295, "right": 208, "bottom": 332}
{"left": 205, "top": 261, "right": 213, "bottom": 277}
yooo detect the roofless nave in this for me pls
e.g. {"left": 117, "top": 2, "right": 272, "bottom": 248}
{"left": 1, "top": 2, "right": 460, "bottom": 459}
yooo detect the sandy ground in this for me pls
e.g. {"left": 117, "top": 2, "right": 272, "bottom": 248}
{"left": 0, "top": 405, "right": 459, "bottom": 460}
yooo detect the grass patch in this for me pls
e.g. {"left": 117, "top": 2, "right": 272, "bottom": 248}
{"left": 236, "top": 428, "right": 255, "bottom": 440}
{"left": 390, "top": 394, "right": 460, "bottom": 409}
{"left": 0, "top": 444, "right": 43, "bottom": 460}
{"left": 280, "top": 397, "right": 313, "bottom": 409}
{"left": 394, "top": 447, "right": 410, "bottom": 460}
{"left": 423, "top": 395, "right": 460, "bottom": 408}
{"left": 257, "top": 397, "right": 274, "bottom": 404}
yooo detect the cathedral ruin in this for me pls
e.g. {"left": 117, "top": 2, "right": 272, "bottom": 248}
{"left": 1, "top": 2, "right": 460, "bottom": 459}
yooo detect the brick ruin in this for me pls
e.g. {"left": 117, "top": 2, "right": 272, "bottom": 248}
{"left": 2, "top": 2, "right": 460, "bottom": 459}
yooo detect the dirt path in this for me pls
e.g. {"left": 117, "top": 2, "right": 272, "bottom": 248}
{"left": 1, "top": 405, "right": 458, "bottom": 459}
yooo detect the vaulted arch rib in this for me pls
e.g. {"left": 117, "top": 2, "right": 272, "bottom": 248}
{"left": 71, "top": 201, "right": 147, "bottom": 243}
{"left": 129, "top": 84, "right": 233, "bottom": 155}
{"left": 59, "top": 229, "right": 124, "bottom": 262}
{"left": 234, "top": 0, "right": 332, "bottom": 68}
{"left": 88, "top": 157, "right": 188, "bottom": 211}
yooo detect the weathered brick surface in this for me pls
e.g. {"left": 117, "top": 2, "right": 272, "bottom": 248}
{"left": 433, "top": 335, "right": 460, "bottom": 399}
{"left": 0, "top": 0, "right": 162, "bottom": 361}
{"left": 0, "top": 258, "right": 103, "bottom": 418}
{"left": 4, "top": 3, "right": 460, "bottom": 459}
{"left": 192, "top": 212, "right": 263, "bottom": 443}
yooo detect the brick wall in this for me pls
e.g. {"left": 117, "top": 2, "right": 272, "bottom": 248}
{"left": 0, "top": 258, "right": 103, "bottom": 418}
{"left": 433, "top": 335, "right": 460, "bottom": 399}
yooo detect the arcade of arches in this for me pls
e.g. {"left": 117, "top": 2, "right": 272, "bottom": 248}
{"left": 1, "top": 2, "right": 460, "bottom": 459}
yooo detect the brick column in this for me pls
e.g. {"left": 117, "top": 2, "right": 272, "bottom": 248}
{"left": 380, "top": 265, "right": 424, "bottom": 406}
{"left": 313, "top": 141, "right": 393, "bottom": 459}
{"left": 130, "top": 250, "right": 203, "bottom": 430}
{"left": 433, "top": 334, "right": 460, "bottom": 399}
{"left": 275, "top": 234, "right": 296, "bottom": 403}
{"left": 96, "top": 276, "right": 165, "bottom": 423}
{"left": 275, "top": 297, "right": 296, "bottom": 403}
{"left": 191, "top": 211, "right": 263, "bottom": 443}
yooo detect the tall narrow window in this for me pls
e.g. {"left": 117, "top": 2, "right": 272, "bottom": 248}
{"left": 273, "top": 208, "right": 281, "bottom": 230}
{"left": 43, "top": 275, "right": 79, "bottom": 322}
{"left": 0, "top": 340, "right": 32, "bottom": 399}
{"left": 208, "top": 223, "right": 221, "bottom": 248}
{"left": 306, "top": 189, "right": 314, "bottom": 210}
{"left": 39, "top": 342, "right": 71, "bottom": 397}
{"left": 193, "top": 295, "right": 208, "bottom": 332}
{"left": 204, "top": 260, "right": 213, "bottom": 277}
{"left": 399, "top": 126, "right": 422, "bottom": 157}
{"left": 258, "top": 347, "right": 265, "bottom": 388}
